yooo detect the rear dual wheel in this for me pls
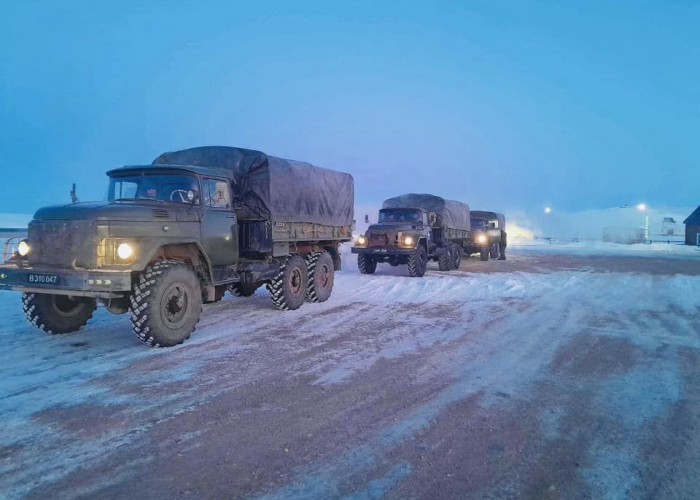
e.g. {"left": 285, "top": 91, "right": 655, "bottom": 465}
{"left": 268, "top": 255, "right": 308, "bottom": 311}
{"left": 306, "top": 251, "right": 334, "bottom": 303}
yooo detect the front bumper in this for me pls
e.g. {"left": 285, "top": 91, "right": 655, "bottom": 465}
{"left": 0, "top": 263, "right": 132, "bottom": 298}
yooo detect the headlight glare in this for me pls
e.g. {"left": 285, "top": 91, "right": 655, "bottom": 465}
{"left": 117, "top": 243, "right": 134, "bottom": 260}
{"left": 476, "top": 234, "right": 488, "bottom": 245}
{"left": 18, "top": 240, "right": 30, "bottom": 256}
{"left": 356, "top": 235, "right": 367, "bottom": 246}
{"left": 403, "top": 236, "right": 414, "bottom": 246}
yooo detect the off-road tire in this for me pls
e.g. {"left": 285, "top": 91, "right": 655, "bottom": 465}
{"left": 229, "top": 282, "right": 261, "bottom": 297}
{"left": 306, "top": 251, "right": 335, "bottom": 303}
{"left": 407, "top": 246, "right": 428, "bottom": 277}
{"left": 490, "top": 243, "right": 500, "bottom": 259}
{"left": 267, "top": 255, "right": 308, "bottom": 311}
{"left": 480, "top": 247, "right": 489, "bottom": 261}
{"left": 451, "top": 243, "right": 462, "bottom": 270}
{"left": 498, "top": 242, "right": 507, "bottom": 261}
{"left": 22, "top": 293, "right": 96, "bottom": 334}
{"left": 438, "top": 247, "right": 452, "bottom": 271}
{"left": 130, "top": 260, "right": 203, "bottom": 347}
{"left": 357, "top": 254, "right": 377, "bottom": 274}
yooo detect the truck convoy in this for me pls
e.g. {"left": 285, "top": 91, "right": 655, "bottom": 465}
{"left": 464, "top": 211, "right": 507, "bottom": 261}
{"left": 352, "top": 193, "right": 471, "bottom": 277}
{"left": 0, "top": 146, "right": 354, "bottom": 347}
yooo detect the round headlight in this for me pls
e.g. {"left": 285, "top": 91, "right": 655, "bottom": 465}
{"left": 117, "top": 243, "right": 134, "bottom": 260}
{"left": 476, "top": 234, "right": 488, "bottom": 244}
{"left": 403, "top": 236, "right": 414, "bottom": 246}
{"left": 18, "top": 240, "right": 30, "bottom": 257}
{"left": 356, "top": 236, "right": 367, "bottom": 246}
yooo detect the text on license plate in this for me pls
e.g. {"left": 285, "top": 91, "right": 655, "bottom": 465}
{"left": 28, "top": 274, "right": 59, "bottom": 285}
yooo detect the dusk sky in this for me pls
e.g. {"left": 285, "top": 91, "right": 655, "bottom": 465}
{"left": 1, "top": 1, "right": 698, "bottom": 216}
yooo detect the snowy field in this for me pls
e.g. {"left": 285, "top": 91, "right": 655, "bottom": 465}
{"left": 1, "top": 243, "right": 700, "bottom": 498}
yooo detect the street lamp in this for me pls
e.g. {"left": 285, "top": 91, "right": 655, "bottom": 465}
{"left": 637, "top": 203, "right": 649, "bottom": 242}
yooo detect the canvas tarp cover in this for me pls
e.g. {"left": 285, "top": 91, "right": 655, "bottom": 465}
{"left": 382, "top": 193, "right": 471, "bottom": 231}
{"left": 153, "top": 146, "right": 354, "bottom": 226}
{"left": 470, "top": 210, "right": 506, "bottom": 230}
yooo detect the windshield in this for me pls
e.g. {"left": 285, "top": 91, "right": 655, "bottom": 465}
{"left": 107, "top": 174, "right": 201, "bottom": 205}
{"left": 378, "top": 209, "right": 422, "bottom": 223}
{"left": 471, "top": 218, "right": 488, "bottom": 230}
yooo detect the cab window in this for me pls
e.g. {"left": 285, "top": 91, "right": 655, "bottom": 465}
{"left": 203, "top": 179, "right": 231, "bottom": 209}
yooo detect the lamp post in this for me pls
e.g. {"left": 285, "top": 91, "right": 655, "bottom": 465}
{"left": 637, "top": 203, "right": 649, "bottom": 242}
{"left": 544, "top": 207, "right": 553, "bottom": 243}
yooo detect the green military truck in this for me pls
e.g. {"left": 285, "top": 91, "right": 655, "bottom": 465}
{"left": 464, "top": 211, "right": 507, "bottom": 261}
{"left": 0, "top": 146, "right": 354, "bottom": 347}
{"left": 352, "top": 193, "right": 471, "bottom": 277}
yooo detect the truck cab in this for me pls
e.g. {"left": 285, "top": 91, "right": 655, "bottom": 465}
{"left": 464, "top": 211, "right": 507, "bottom": 261}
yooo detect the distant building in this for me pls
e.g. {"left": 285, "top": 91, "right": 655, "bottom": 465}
{"left": 684, "top": 207, "right": 700, "bottom": 246}
{"left": 660, "top": 217, "right": 677, "bottom": 236}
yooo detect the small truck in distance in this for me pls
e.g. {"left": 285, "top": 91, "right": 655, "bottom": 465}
{"left": 0, "top": 146, "right": 354, "bottom": 347}
{"left": 352, "top": 193, "right": 471, "bottom": 277}
{"left": 464, "top": 211, "right": 507, "bottom": 261}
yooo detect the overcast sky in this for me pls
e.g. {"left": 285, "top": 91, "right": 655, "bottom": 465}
{"left": 1, "top": 0, "right": 698, "bottom": 216}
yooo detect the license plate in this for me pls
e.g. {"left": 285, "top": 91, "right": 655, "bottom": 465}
{"left": 27, "top": 273, "right": 60, "bottom": 285}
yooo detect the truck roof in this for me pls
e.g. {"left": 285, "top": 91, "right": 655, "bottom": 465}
{"left": 147, "top": 146, "right": 354, "bottom": 227}
{"left": 471, "top": 210, "right": 506, "bottom": 229}
{"left": 383, "top": 193, "right": 471, "bottom": 232}
{"left": 107, "top": 164, "right": 232, "bottom": 179}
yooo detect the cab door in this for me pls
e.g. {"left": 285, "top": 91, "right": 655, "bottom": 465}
{"left": 200, "top": 178, "right": 238, "bottom": 266}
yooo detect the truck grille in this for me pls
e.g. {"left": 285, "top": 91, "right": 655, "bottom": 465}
{"left": 27, "top": 220, "right": 99, "bottom": 269}
{"left": 368, "top": 231, "right": 397, "bottom": 247}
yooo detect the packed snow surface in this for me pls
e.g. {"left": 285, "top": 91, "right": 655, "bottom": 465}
{"left": 0, "top": 243, "right": 699, "bottom": 498}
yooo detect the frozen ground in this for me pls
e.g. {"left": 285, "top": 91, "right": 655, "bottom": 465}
{"left": 1, "top": 243, "right": 700, "bottom": 498}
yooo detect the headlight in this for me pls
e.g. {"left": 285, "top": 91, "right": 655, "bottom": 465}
{"left": 117, "top": 243, "right": 134, "bottom": 260}
{"left": 403, "top": 236, "right": 414, "bottom": 246}
{"left": 18, "top": 240, "right": 30, "bottom": 256}
{"left": 476, "top": 234, "right": 488, "bottom": 245}
{"left": 355, "top": 235, "right": 367, "bottom": 246}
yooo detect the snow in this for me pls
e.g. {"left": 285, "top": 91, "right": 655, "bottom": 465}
{"left": 1, "top": 212, "right": 700, "bottom": 497}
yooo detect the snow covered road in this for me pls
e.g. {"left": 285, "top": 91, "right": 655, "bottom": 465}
{"left": 1, "top": 246, "right": 700, "bottom": 498}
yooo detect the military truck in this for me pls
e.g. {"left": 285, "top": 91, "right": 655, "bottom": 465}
{"left": 352, "top": 193, "right": 471, "bottom": 277}
{"left": 464, "top": 211, "right": 507, "bottom": 261}
{"left": 0, "top": 146, "right": 354, "bottom": 347}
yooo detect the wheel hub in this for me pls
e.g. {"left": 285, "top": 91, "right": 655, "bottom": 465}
{"left": 161, "top": 282, "right": 189, "bottom": 328}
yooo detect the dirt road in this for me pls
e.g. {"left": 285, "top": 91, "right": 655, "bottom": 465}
{"left": 1, "top": 247, "right": 699, "bottom": 498}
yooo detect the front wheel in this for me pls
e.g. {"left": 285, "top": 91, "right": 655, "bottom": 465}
{"left": 357, "top": 254, "right": 377, "bottom": 274}
{"left": 407, "top": 246, "right": 428, "bottom": 277}
{"left": 306, "top": 251, "right": 335, "bottom": 303}
{"left": 268, "top": 255, "right": 308, "bottom": 310}
{"left": 130, "top": 260, "right": 203, "bottom": 347}
{"left": 451, "top": 243, "right": 462, "bottom": 270}
{"left": 438, "top": 247, "right": 452, "bottom": 271}
{"left": 22, "top": 293, "right": 96, "bottom": 334}
{"left": 480, "top": 247, "right": 489, "bottom": 261}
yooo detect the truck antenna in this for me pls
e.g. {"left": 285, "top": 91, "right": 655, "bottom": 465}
{"left": 70, "top": 183, "right": 78, "bottom": 204}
